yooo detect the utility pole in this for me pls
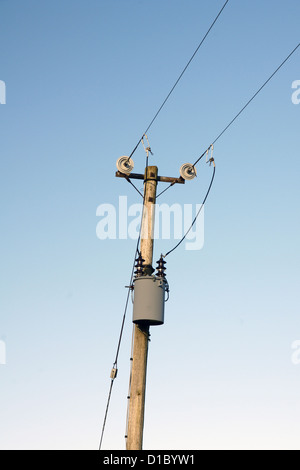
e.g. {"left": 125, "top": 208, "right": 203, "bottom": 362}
{"left": 126, "top": 165, "right": 157, "bottom": 451}
{"left": 115, "top": 163, "right": 185, "bottom": 450}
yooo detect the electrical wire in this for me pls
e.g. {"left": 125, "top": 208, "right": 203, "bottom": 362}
{"left": 98, "top": 287, "right": 132, "bottom": 450}
{"left": 192, "top": 148, "right": 211, "bottom": 168}
{"left": 100, "top": 1, "right": 229, "bottom": 444}
{"left": 164, "top": 162, "right": 216, "bottom": 258}
{"left": 192, "top": 41, "right": 300, "bottom": 167}
{"left": 125, "top": 43, "right": 300, "bottom": 260}
{"left": 159, "top": 39, "right": 300, "bottom": 204}
{"left": 98, "top": 378, "right": 114, "bottom": 451}
{"left": 211, "top": 42, "right": 300, "bottom": 146}
{"left": 128, "top": 0, "right": 230, "bottom": 160}
{"left": 143, "top": 0, "right": 230, "bottom": 137}
{"left": 101, "top": 18, "right": 300, "bottom": 451}
{"left": 99, "top": 229, "right": 142, "bottom": 450}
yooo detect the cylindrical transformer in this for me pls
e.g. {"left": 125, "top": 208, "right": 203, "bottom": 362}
{"left": 132, "top": 275, "right": 168, "bottom": 326}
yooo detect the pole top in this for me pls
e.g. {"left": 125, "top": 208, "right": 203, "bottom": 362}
{"left": 144, "top": 166, "right": 158, "bottom": 181}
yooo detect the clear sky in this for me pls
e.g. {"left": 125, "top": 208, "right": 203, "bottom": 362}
{"left": 0, "top": 0, "right": 300, "bottom": 450}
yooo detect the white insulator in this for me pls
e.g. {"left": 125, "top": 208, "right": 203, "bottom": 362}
{"left": 179, "top": 163, "right": 197, "bottom": 180}
{"left": 116, "top": 156, "right": 134, "bottom": 175}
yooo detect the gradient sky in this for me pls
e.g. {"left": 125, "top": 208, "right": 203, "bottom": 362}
{"left": 0, "top": 0, "right": 300, "bottom": 450}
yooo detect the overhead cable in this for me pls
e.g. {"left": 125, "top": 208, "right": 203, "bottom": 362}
{"left": 211, "top": 42, "right": 300, "bottom": 146}
{"left": 193, "top": 41, "right": 300, "bottom": 167}
{"left": 128, "top": 0, "right": 230, "bottom": 160}
{"left": 99, "top": 228, "right": 143, "bottom": 449}
{"left": 164, "top": 160, "right": 216, "bottom": 258}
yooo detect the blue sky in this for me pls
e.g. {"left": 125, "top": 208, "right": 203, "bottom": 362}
{"left": 0, "top": 0, "right": 300, "bottom": 450}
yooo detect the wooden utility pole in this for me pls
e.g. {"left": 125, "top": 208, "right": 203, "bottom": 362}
{"left": 115, "top": 162, "right": 184, "bottom": 450}
{"left": 126, "top": 166, "right": 158, "bottom": 451}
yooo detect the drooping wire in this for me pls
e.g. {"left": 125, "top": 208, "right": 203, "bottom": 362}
{"left": 156, "top": 147, "right": 212, "bottom": 199}
{"left": 163, "top": 162, "right": 216, "bottom": 258}
{"left": 102, "top": 31, "right": 300, "bottom": 453}
{"left": 134, "top": 42, "right": 300, "bottom": 259}
{"left": 127, "top": 0, "right": 230, "bottom": 160}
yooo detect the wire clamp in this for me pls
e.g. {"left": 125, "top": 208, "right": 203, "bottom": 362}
{"left": 205, "top": 144, "right": 215, "bottom": 167}
{"left": 142, "top": 134, "right": 153, "bottom": 158}
{"left": 110, "top": 367, "right": 118, "bottom": 380}
{"left": 206, "top": 144, "right": 214, "bottom": 163}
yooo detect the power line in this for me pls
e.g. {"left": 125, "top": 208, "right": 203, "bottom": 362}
{"left": 164, "top": 161, "right": 216, "bottom": 258}
{"left": 126, "top": 42, "right": 300, "bottom": 260}
{"left": 100, "top": 0, "right": 229, "bottom": 446}
{"left": 102, "top": 18, "right": 300, "bottom": 452}
{"left": 212, "top": 42, "right": 300, "bottom": 145}
{"left": 165, "top": 42, "right": 300, "bottom": 254}
{"left": 143, "top": 0, "right": 230, "bottom": 137}
{"left": 192, "top": 148, "right": 210, "bottom": 168}
{"left": 193, "top": 41, "right": 300, "bottom": 166}
{"left": 98, "top": 286, "right": 132, "bottom": 450}
{"left": 129, "top": 0, "right": 230, "bottom": 159}
{"left": 99, "top": 230, "right": 142, "bottom": 450}
{"left": 98, "top": 378, "right": 114, "bottom": 451}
